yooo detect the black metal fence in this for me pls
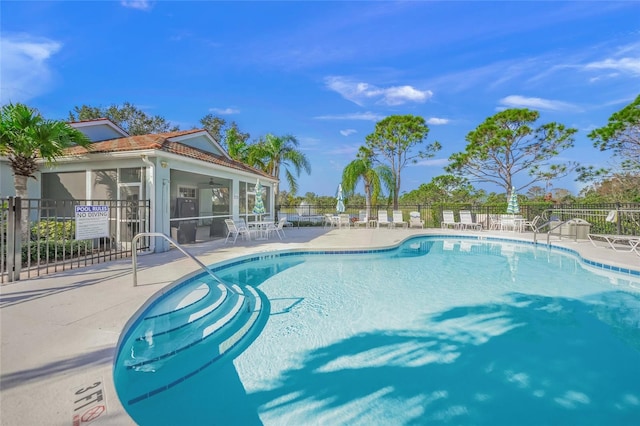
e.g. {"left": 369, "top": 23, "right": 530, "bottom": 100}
{"left": 277, "top": 202, "right": 640, "bottom": 235}
{"left": 1, "top": 197, "right": 151, "bottom": 283}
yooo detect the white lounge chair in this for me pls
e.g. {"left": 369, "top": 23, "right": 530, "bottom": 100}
{"left": 224, "top": 219, "right": 251, "bottom": 243}
{"left": 392, "top": 210, "right": 407, "bottom": 229}
{"left": 353, "top": 210, "right": 368, "bottom": 228}
{"left": 588, "top": 234, "right": 640, "bottom": 256}
{"left": 441, "top": 210, "right": 459, "bottom": 229}
{"left": 459, "top": 210, "right": 482, "bottom": 230}
{"left": 409, "top": 211, "right": 424, "bottom": 228}
{"left": 377, "top": 211, "right": 392, "bottom": 228}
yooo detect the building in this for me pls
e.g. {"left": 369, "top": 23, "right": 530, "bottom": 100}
{"left": 0, "top": 118, "right": 277, "bottom": 252}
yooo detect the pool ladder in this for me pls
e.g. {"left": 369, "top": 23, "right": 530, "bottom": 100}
{"left": 131, "top": 232, "right": 241, "bottom": 296}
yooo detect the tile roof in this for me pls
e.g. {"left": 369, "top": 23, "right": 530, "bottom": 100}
{"left": 63, "top": 129, "right": 272, "bottom": 179}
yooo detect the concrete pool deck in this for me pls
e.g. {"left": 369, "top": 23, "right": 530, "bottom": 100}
{"left": 1, "top": 227, "right": 638, "bottom": 426}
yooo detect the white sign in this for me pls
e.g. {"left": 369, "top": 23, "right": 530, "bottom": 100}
{"left": 75, "top": 205, "right": 110, "bottom": 240}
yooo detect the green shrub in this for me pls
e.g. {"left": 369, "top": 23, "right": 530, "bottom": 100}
{"left": 22, "top": 240, "right": 92, "bottom": 264}
{"left": 31, "top": 220, "right": 76, "bottom": 240}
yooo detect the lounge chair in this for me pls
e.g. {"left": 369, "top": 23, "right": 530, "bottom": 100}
{"left": 588, "top": 234, "right": 640, "bottom": 256}
{"left": 392, "top": 210, "right": 408, "bottom": 229}
{"left": 409, "top": 211, "right": 424, "bottom": 228}
{"left": 377, "top": 211, "right": 392, "bottom": 228}
{"left": 459, "top": 210, "right": 482, "bottom": 230}
{"left": 224, "top": 219, "right": 251, "bottom": 243}
{"left": 441, "top": 210, "right": 459, "bottom": 229}
{"left": 353, "top": 210, "right": 369, "bottom": 228}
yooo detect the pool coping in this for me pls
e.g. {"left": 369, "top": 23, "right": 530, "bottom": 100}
{"left": 1, "top": 227, "right": 638, "bottom": 426}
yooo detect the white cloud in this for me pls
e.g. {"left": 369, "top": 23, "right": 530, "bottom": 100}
{"left": 427, "top": 117, "right": 449, "bottom": 125}
{"left": 209, "top": 107, "right": 240, "bottom": 115}
{"left": 325, "top": 76, "right": 432, "bottom": 106}
{"left": 314, "top": 112, "right": 385, "bottom": 121}
{"left": 499, "top": 95, "right": 576, "bottom": 111}
{"left": 121, "top": 1, "right": 153, "bottom": 10}
{"left": 584, "top": 57, "right": 640, "bottom": 76}
{"left": 340, "top": 129, "right": 357, "bottom": 136}
{"left": 0, "top": 34, "right": 61, "bottom": 103}
{"left": 412, "top": 158, "right": 450, "bottom": 167}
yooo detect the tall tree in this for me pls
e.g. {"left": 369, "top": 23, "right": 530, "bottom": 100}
{"left": 250, "top": 133, "right": 311, "bottom": 196}
{"left": 579, "top": 173, "right": 640, "bottom": 203}
{"left": 199, "top": 115, "right": 250, "bottom": 157}
{"left": 588, "top": 94, "right": 640, "bottom": 171}
{"left": 342, "top": 146, "right": 393, "bottom": 218}
{"left": 68, "top": 102, "right": 179, "bottom": 135}
{"left": 400, "top": 175, "right": 480, "bottom": 204}
{"left": 446, "top": 108, "right": 577, "bottom": 194}
{"left": 199, "top": 114, "right": 227, "bottom": 143}
{"left": 224, "top": 124, "right": 251, "bottom": 162}
{"left": 1, "top": 103, "right": 91, "bottom": 233}
{"left": 365, "top": 114, "right": 441, "bottom": 209}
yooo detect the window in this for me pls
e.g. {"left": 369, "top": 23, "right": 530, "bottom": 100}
{"left": 178, "top": 186, "right": 197, "bottom": 198}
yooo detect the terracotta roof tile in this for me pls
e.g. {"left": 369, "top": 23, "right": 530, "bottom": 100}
{"left": 63, "top": 130, "right": 271, "bottom": 179}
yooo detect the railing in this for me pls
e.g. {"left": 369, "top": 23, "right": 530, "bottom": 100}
{"left": 131, "top": 233, "right": 241, "bottom": 297}
{"left": 277, "top": 202, "right": 640, "bottom": 233}
{"left": 2, "top": 197, "right": 151, "bottom": 282}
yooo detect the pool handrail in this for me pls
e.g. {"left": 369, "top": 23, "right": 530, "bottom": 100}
{"left": 131, "top": 232, "right": 235, "bottom": 293}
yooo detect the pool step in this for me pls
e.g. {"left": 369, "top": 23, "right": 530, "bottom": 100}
{"left": 117, "top": 283, "right": 265, "bottom": 406}
{"left": 137, "top": 283, "right": 229, "bottom": 338}
{"left": 125, "top": 284, "right": 245, "bottom": 370}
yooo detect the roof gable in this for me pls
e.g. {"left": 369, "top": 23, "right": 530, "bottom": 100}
{"left": 69, "top": 118, "right": 129, "bottom": 142}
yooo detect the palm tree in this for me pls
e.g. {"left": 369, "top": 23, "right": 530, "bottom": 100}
{"left": 250, "top": 133, "right": 311, "bottom": 196}
{"left": 1, "top": 103, "right": 91, "bottom": 233}
{"left": 342, "top": 147, "right": 393, "bottom": 219}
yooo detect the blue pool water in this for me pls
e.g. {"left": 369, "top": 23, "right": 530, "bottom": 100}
{"left": 114, "top": 237, "right": 640, "bottom": 425}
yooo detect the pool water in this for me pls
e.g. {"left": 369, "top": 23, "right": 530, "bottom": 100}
{"left": 115, "top": 238, "right": 640, "bottom": 425}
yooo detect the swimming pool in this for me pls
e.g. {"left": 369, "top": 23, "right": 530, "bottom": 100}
{"left": 114, "top": 237, "right": 640, "bottom": 425}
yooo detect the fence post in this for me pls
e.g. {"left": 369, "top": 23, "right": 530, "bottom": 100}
{"left": 616, "top": 202, "right": 621, "bottom": 235}
{"left": 6, "top": 197, "right": 22, "bottom": 282}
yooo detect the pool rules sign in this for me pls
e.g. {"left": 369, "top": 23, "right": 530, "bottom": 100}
{"left": 75, "top": 205, "right": 109, "bottom": 240}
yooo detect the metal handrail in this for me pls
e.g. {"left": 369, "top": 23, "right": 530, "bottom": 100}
{"left": 131, "top": 232, "right": 233, "bottom": 291}
{"left": 533, "top": 219, "right": 580, "bottom": 245}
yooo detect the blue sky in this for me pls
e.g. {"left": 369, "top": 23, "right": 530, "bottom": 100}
{"left": 1, "top": 1, "right": 639, "bottom": 197}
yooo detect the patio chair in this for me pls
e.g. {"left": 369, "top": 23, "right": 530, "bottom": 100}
{"left": 353, "top": 210, "right": 369, "bottom": 228}
{"left": 523, "top": 215, "right": 541, "bottom": 232}
{"left": 224, "top": 219, "right": 251, "bottom": 243}
{"left": 441, "top": 210, "right": 459, "bottom": 229}
{"left": 324, "top": 213, "right": 338, "bottom": 228}
{"left": 459, "top": 210, "right": 482, "bottom": 230}
{"left": 377, "top": 211, "right": 392, "bottom": 228}
{"left": 338, "top": 213, "right": 351, "bottom": 229}
{"left": 409, "top": 211, "right": 424, "bottom": 229}
{"left": 500, "top": 214, "right": 516, "bottom": 231}
{"left": 266, "top": 217, "right": 287, "bottom": 240}
{"left": 488, "top": 214, "right": 501, "bottom": 230}
{"left": 392, "top": 210, "right": 408, "bottom": 229}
